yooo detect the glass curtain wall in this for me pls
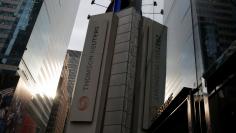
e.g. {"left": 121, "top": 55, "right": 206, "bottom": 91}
{"left": 190, "top": 0, "right": 236, "bottom": 132}
{"left": 163, "top": 0, "right": 236, "bottom": 131}
{"left": 191, "top": 0, "right": 236, "bottom": 72}
{"left": 0, "top": 0, "right": 43, "bottom": 66}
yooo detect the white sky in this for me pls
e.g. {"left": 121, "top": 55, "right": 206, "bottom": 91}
{"left": 68, "top": 0, "right": 163, "bottom": 51}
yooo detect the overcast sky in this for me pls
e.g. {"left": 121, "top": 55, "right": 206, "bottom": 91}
{"left": 68, "top": 0, "right": 163, "bottom": 51}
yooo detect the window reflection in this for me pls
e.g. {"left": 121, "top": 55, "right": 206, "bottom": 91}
{"left": 194, "top": 0, "right": 236, "bottom": 70}
{"left": 0, "top": 0, "right": 43, "bottom": 66}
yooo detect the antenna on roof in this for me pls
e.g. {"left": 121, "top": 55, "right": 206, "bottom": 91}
{"left": 91, "top": 0, "right": 107, "bottom": 8}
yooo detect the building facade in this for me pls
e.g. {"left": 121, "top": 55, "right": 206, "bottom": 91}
{"left": 67, "top": 50, "right": 81, "bottom": 102}
{"left": 66, "top": 7, "right": 167, "bottom": 133}
{"left": 163, "top": 0, "right": 236, "bottom": 132}
{"left": 46, "top": 55, "right": 69, "bottom": 133}
{"left": 63, "top": 50, "right": 81, "bottom": 132}
{"left": 0, "top": 0, "right": 80, "bottom": 132}
{"left": 0, "top": 0, "right": 44, "bottom": 67}
{"left": 164, "top": 0, "right": 198, "bottom": 98}
{"left": 164, "top": 0, "right": 236, "bottom": 99}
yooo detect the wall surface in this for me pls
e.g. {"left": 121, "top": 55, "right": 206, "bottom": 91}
{"left": 67, "top": 50, "right": 81, "bottom": 101}
{"left": 163, "top": 0, "right": 197, "bottom": 99}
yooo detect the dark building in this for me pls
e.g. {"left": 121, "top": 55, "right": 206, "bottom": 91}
{"left": 0, "top": 0, "right": 80, "bottom": 132}
{"left": 150, "top": 0, "right": 236, "bottom": 132}
{"left": 194, "top": 0, "right": 236, "bottom": 70}
{"left": 46, "top": 55, "right": 69, "bottom": 133}
{"left": 0, "top": 0, "right": 36, "bottom": 64}
{"left": 67, "top": 50, "right": 81, "bottom": 102}
{"left": 193, "top": 1, "right": 236, "bottom": 132}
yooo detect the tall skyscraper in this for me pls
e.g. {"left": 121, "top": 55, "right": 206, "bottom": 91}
{"left": 0, "top": 0, "right": 80, "bottom": 132}
{"left": 194, "top": 0, "right": 236, "bottom": 67}
{"left": 66, "top": 7, "right": 167, "bottom": 133}
{"left": 0, "top": 0, "right": 43, "bottom": 66}
{"left": 164, "top": 0, "right": 198, "bottom": 98}
{"left": 46, "top": 54, "right": 69, "bottom": 133}
{"left": 163, "top": 0, "right": 236, "bottom": 132}
{"left": 67, "top": 50, "right": 81, "bottom": 102}
{"left": 164, "top": 0, "right": 236, "bottom": 99}
{"left": 0, "top": 0, "right": 23, "bottom": 55}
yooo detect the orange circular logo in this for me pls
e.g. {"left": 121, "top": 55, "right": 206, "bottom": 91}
{"left": 78, "top": 96, "right": 89, "bottom": 111}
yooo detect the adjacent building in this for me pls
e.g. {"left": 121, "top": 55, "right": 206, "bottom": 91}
{"left": 164, "top": 0, "right": 236, "bottom": 99}
{"left": 194, "top": 0, "right": 236, "bottom": 69}
{"left": 0, "top": 0, "right": 80, "bottom": 132}
{"left": 0, "top": 0, "right": 43, "bottom": 66}
{"left": 63, "top": 50, "right": 81, "bottom": 132}
{"left": 0, "top": 0, "right": 23, "bottom": 55}
{"left": 164, "top": 0, "right": 198, "bottom": 98}
{"left": 163, "top": 0, "right": 236, "bottom": 132}
{"left": 46, "top": 55, "right": 69, "bottom": 133}
{"left": 67, "top": 50, "right": 81, "bottom": 102}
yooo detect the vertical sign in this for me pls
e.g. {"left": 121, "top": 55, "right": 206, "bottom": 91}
{"left": 70, "top": 19, "right": 108, "bottom": 122}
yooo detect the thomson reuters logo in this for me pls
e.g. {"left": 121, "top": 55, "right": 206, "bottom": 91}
{"left": 78, "top": 96, "right": 89, "bottom": 111}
